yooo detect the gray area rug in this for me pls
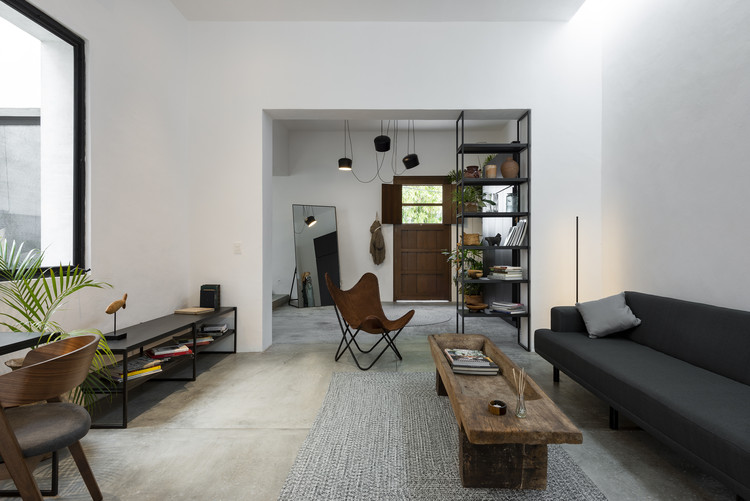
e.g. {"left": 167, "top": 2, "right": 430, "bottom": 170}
{"left": 278, "top": 372, "right": 607, "bottom": 500}
{"left": 272, "top": 303, "right": 514, "bottom": 344}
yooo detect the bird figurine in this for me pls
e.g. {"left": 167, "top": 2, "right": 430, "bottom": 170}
{"left": 104, "top": 293, "right": 128, "bottom": 340}
{"left": 106, "top": 293, "right": 127, "bottom": 314}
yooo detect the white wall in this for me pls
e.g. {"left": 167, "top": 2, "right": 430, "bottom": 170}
{"left": 5, "top": 4, "right": 603, "bottom": 352}
{"left": 189, "top": 20, "right": 603, "bottom": 351}
{"left": 21, "top": 0, "right": 192, "bottom": 334}
{"left": 601, "top": 0, "right": 750, "bottom": 308}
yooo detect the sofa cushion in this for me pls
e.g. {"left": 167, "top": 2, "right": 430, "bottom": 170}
{"left": 534, "top": 330, "right": 750, "bottom": 489}
{"left": 576, "top": 292, "right": 641, "bottom": 338}
{"left": 625, "top": 291, "right": 750, "bottom": 385}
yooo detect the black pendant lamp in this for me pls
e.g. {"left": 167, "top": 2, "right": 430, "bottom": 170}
{"left": 304, "top": 206, "right": 317, "bottom": 227}
{"left": 374, "top": 120, "right": 391, "bottom": 152}
{"left": 402, "top": 119, "right": 420, "bottom": 169}
{"left": 338, "top": 120, "right": 353, "bottom": 171}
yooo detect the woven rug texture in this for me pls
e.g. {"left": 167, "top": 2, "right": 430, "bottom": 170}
{"left": 279, "top": 371, "right": 607, "bottom": 500}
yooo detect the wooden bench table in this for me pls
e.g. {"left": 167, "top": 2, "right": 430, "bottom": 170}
{"left": 428, "top": 333, "right": 582, "bottom": 489}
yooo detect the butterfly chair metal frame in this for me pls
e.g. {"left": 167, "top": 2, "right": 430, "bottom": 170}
{"left": 325, "top": 272, "right": 415, "bottom": 371}
{"left": 0, "top": 334, "right": 103, "bottom": 501}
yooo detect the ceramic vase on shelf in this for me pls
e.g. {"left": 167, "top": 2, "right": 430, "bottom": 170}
{"left": 484, "top": 164, "right": 497, "bottom": 178}
{"left": 500, "top": 157, "right": 519, "bottom": 178}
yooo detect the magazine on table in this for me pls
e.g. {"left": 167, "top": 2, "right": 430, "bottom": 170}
{"left": 443, "top": 348, "right": 498, "bottom": 368}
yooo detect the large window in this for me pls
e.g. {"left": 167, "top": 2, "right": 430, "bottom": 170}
{"left": 401, "top": 185, "right": 443, "bottom": 224}
{"left": 0, "top": 0, "right": 85, "bottom": 268}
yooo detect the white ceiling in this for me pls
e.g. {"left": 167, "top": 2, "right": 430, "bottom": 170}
{"left": 169, "top": 0, "right": 586, "bottom": 22}
{"left": 269, "top": 110, "right": 527, "bottom": 132}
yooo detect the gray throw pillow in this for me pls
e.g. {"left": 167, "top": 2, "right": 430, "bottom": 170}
{"left": 576, "top": 292, "right": 641, "bottom": 338}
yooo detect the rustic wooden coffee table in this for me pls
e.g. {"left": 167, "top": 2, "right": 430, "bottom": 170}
{"left": 428, "top": 333, "right": 582, "bottom": 489}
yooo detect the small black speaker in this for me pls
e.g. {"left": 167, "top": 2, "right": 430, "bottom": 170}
{"left": 200, "top": 284, "right": 220, "bottom": 309}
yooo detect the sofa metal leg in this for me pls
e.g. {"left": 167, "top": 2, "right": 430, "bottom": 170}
{"left": 553, "top": 367, "right": 560, "bottom": 383}
{"left": 609, "top": 407, "right": 619, "bottom": 430}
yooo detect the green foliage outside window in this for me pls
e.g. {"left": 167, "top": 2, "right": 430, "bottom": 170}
{"left": 401, "top": 185, "right": 443, "bottom": 224}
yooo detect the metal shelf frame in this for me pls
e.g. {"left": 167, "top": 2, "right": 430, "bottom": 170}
{"left": 454, "top": 110, "right": 532, "bottom": 350}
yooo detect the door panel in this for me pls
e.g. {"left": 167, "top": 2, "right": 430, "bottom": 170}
{"left": 394, "top": 225, "right": 451, "bottom": 300}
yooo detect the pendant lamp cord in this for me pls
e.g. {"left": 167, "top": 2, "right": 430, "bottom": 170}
{"left": 412, "top": 120, "right": 416, "bottom": 153}
{"left": 406, "top": 120, "right": 411, "bottom": 154}
{"left": 344, "top": 120, "right": 353, "bottom": 160}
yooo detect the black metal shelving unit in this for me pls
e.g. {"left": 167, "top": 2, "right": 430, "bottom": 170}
{"left": 455, "top": 110, "right": 532, "bottom": 350}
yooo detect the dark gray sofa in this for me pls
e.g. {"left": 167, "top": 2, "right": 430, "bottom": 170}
{"left": 534, "top": 291, "right": 750, "bottom": 500}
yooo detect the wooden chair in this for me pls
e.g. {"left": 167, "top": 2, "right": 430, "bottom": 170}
{"left": 0, "top": 334, "right": 103, "bottom": 501}
{"left": 325, "top": 272, "right": 415, "bottom": 371}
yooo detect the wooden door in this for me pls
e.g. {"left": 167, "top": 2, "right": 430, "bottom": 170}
{"left": 394, "top": 224, "right": 451, "bottom": 300}
{"left": 390, "top": 176, "right": 452, "bottom": 301}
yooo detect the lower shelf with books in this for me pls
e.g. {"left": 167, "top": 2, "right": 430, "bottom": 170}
{"left": 91, "top": 307, "right": 237, "bottom": 429}
{"left": 458, "top": 308, "right": 529, "bottom": 318}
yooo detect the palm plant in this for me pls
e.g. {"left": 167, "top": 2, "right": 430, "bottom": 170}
{"left": 0, "top": 238, "right": 115, "bottom": 409}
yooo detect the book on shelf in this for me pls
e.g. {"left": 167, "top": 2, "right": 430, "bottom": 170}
{"left": 109, "top": 366, "right": 162, "bottom": 382}
{"left": 490, "top": 301, "right": 527, "bottom": 314}
{"left": 443, "top": 348, "right": 500, "bottom": 375}
{"left": 174, "top": 335, "right": 214, "bottom": 347}
{"left": 489, "top": 268, "right": 523, "bottom": 280}
{"left": 488, "top": 273, "right": 523, "bottom": 280}
{"left": 146, "top": 344, "right": 193, "bottom": 359}
{"left": 503, "top": 226, "right": 517, "bottom": 246}
{"left": 109, "top": 355, "right": 160, "bottom": 373}
{"left": 200, "top": 323, "right": 228, "bottom": 333}
{"left": 503, "top": 219, "right": 528, "bottom": 246}
{"left": 491, "top": 265, "right": 522, "bottom": 271}
{"left": 174, "top": 307, "right": 214, "bottom": 315}
{"left": 108, "top": 356, "right": 163, "bottom": 381}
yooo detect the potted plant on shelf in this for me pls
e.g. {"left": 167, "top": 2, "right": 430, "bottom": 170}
{"left": 0, "top": 238, "right": 115, "bottom": 409}
{"left": 447, "top": 169, "right": 496, "bottom": 213}
{"left": 442, "top": 247, "right": 484, "bottom": 304}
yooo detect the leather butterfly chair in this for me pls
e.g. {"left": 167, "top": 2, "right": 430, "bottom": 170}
{"left": 325, "top": 272, "right": 415, "bottom": 371}
{"left": 0, "top": 334, "right": 103, "bottom": 501}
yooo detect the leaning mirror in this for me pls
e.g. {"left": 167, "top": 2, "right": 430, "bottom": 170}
{"left": 291, "top": 205, "right": 340, "bottom": 307}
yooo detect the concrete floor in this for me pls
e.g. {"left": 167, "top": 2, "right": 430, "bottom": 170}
{"left": 16, "top": 302, "right": 736, "bottom": 500}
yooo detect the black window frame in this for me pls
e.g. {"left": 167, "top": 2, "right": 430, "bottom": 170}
{"left": 1, "top": 0, "right": 86, "bottom": 268}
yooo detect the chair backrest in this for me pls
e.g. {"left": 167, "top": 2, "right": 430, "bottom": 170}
{"left": 0, "top": 334, "right": 100, "bottom": 408}
{"left": 325, "top": 272, "right": 387, "bottom": 330}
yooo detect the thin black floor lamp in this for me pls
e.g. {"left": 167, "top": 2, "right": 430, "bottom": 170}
{"left": 576, "top": 216, "right": 578, "bottom": 303}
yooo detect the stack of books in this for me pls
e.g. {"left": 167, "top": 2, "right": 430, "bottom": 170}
{"left": 146, "top": 344, "right": 193, "bottom": 359}
{"left": 201, "top": 323, "right": 228, "bottom": 334}
{"left": 443, "top": 348, "right": 500, "bottom": 376}
{"left": 489, "top": 265, "right": 523, "bottom": 280}
{"left": 491, "top": 301, "right": 527, "bottom": 314}
{"left": 109, "top": 355, "right": 163, "bottom": 383}
{"left": 504, "top": 219, "right": 528, "bottom": 246}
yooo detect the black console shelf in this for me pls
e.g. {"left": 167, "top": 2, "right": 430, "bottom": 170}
{"left": 93, "top": 306, "right": 237, "bottom": 428}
